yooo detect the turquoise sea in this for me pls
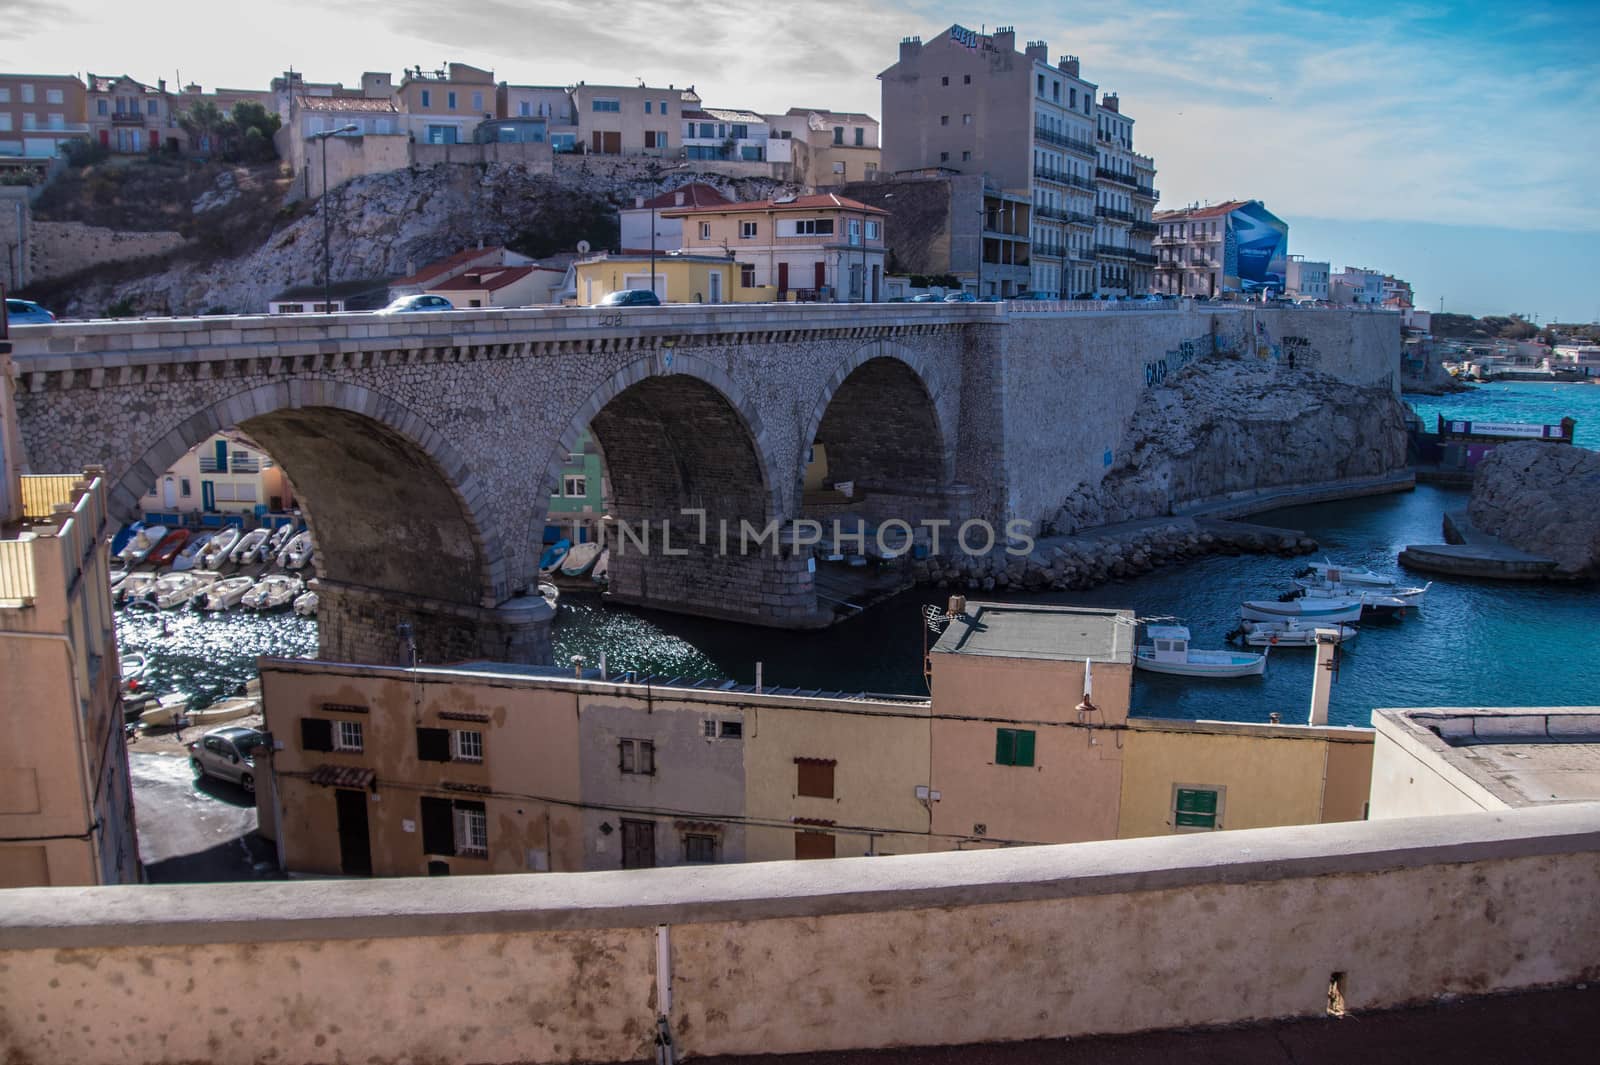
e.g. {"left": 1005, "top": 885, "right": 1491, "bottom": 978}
{"left": 1406, "top": 380, "right": 1599, "bottom": 449}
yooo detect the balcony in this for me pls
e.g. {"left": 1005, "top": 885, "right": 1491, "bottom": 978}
{"left": 110, "top": 112, "right": 150, "bottom": 126}
{"left": 1031, "top": 166, "right": 1093, "bottom": 192}
{"left": 1095, "top": 245, "right": 1158, "bottom": 265}
{"left": 1131, "top": 220, "right": 1159, "bottom": 237}
{"left": 1032, "top": 126, "right": 1096, "bottom": 158}
{"left": 1133, "top": 185, "right": 1159, "bottom": 202}
{"left": 1031, "top": 242, "right": 1066, "bottom": 260}
{"left": 1033, "top": 204, "right": 1073, "bottom": 224}
{"left": 1096, "top": 166, "right": 1137, "bottom": 188}
{"left": 1096, "top": 205, "right": 1136, "bottom": 224}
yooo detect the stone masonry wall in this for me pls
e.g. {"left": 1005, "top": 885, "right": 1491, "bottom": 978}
{"left": 29, "top": 219, "right": 188, "bottom": 285}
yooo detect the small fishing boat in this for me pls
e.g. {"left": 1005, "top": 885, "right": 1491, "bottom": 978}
{"left": 118, "top": 525, "right": 170, "bottom": 563}
{"left": 186, "top": 694, "right": 260, "bottom": 727}
{"left": 169, "top": 531, "right": 215, "bottom": 572}
{"left": 267, "top": 524, "right": 295, "bottom": 556}
{"left": 117, "top": 570, "right": 158, "bottom": 605}
{"left": 139, "top": 692, "right": 190, "bottom": 728}
{"left": 561, "top": 541, "right": 603, "bottom": 577}
{"left": 144, "top": 527, "right": 192, "bottom": 567}
{"left": 110, "top": 521, "right": 143, "bottom": 557}
{"left": 1135, "top": 625, "right": 1267, "bottom": 678}
{"left": 1298, "top": 580, "right": 1431, "bottom": 607}
{"left": 1298, "top": 561, "right": 1395, "bottom": 588}
{"left": 150, "top": 571, "right": 216, "bottom": 610}
{"left": 200, "top": 575, "right": 256, "bottom": 611}
{"left": 280, "top": 530, "right": 314, "bottom": 569}
{"left": 200, "top": 526, "right": 241, "bottom": 568}
{"left": 109, "top": 563, "right": 130, "bottom": 595}
{"left": 1235, "top": 619, "right": 1358, "bottom": 648}
{"left": 229, "top": 527, "right": 271, "bottom": 566}
{"left": 120, "top": 651, "right": 149, "bottom": 688}
{"left": 292, "top": 590, "right": 319, "bottom": 616}
{"left": 539, "top": 539, "right": 571, "bottom": 573}
{"left": 539, "top": 581, "right": 560, "bottom": 609}
{"left": 241, "top": 574, "right": 304, "bottom": 611}
{"left": 1240, "top": 598, "right": 1364, "bottom": 624}
{"left": 590, "top": 548, "right": 610, "bottom": 584}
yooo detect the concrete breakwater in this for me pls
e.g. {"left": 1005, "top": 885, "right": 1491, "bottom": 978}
{"left": 911, "top": 519, "right": 1316, "bottom": 594}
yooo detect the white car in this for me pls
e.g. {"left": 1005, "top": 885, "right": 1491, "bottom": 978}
{"left": 376, "top": 294, "right": 454, "bottom": 314}
{"left": 188, "top": 726, "right": 265, "bottom": 793}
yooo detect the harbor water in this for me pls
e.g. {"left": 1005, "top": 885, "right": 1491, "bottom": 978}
{"left": 117, "top": 382, "right": 1599, "bottom": 728}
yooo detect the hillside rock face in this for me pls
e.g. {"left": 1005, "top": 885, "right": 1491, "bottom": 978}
{"left": 1468, "top": 441, "right": 1600, "bottom": 575}
{"left": 50, "top": 162, "right": 794, "bottom": 318}
{"left": 1050, "top": 357, "right": 1409, "bottom": 534}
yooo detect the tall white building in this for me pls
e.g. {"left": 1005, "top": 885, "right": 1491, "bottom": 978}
{"left": 1286, "top": 255, "right": 1329, "bottom": 300}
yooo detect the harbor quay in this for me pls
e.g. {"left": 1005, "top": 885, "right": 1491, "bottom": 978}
{"left": 8, "top": 300, "right": 1399, "bottom": 666}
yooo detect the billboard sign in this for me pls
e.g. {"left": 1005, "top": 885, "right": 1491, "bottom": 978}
{"left": 1226, "top": 202, "right": 1289, "bottom": 294}
{"left": 950, "top": 24, "right": 979, "bottom": 49}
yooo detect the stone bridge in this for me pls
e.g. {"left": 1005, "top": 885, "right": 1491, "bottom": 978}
{"left": 5, "top": 301, "right": 1399, "bottom": 665}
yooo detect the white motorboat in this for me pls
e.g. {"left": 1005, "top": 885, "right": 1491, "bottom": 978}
{"left": 590, "top": 548, "right": 610, "bottom": 584}
{"left": 200, "top": 575, "right": 256, "bottom": 611}
{"left": 139, "top": 692, "right": 190, "bottom": 728}
{"left": 200, "top": 527, "right": 241, "bottom": 568}
{"left": 109, "top": 564, "right": 130, "bottom": 595}
{"left": 229, "top": 527, "right": 271, "bottom": 566}
{"left": 280, "top": 530, "right": 314, "bottom": 569}
{"left": 538, "top": 581, "right": 560, "bottom": 609}
{"left": 292, "top": 590, "right": 319, "bottom": 616}
{"left": 1236, "top": 619, "right": 1358, "bottom": 648}
{"left": 118, "top": 525, "right": 170, "bottom": 563}
{"left": 1298, "top": 580, "right": 1431, "bottom": 607}
{"left": 561, "top": 541, "right": 603, "bottom": 577}
{"left": 170, "top": 532, "right": 215, "bottom": 572}
{"left": 241, "top": 574, "right": 304, "bottom": 611}
{"left": 1240, "top": 598, "right": 1364, "bottom": 624}
{"left": 186, "top": 694, "right": 260, "bottom": 727}
{"left": 150, "top": 571, "right": 217, "bottom": 610}
{"left": 117, "top": 570, "right": 158, "bottom": 605}
{"left": 267, "top": 524, "right": 295, "bottom": 555}
{"left": 1299, "top": 561, "right": 1395, "bottom": 588}
{"left": 1135, "top": 625, "right": 1267, "bottom": 678}
{"left": 120, "top": 652, "right": 149, "bottom": 687}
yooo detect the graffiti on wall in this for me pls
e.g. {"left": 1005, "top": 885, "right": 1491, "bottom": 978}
{"left": 1143, "top": 336, "right": 1205, "bottom": 388}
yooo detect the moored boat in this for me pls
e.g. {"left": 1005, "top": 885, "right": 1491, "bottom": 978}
{"left": 241, "top": 574, "right": 304, "bottom": 611}
{"left": 185, "top": 694, "right": 260, "bottom": 727}
{"left": 117, "top": 570, "right": 158, "bottom": 605}
{"left": 228, "top": 527, "right": 271, "bottom": 566}
{"left": 292, "top": 590, "right": 319, "bottom": 616}
{"left": 119, "top": 525, "right": 170, "bottom": 563}
{"left": 280, "top": 530, "right": 314, "bottom": 569}
{"left": 1135, "top": 625, "right": 1268, "bottom": 678}
{"left": 200, "top": 526, "right": 241, "bottom": 568}
{"left": 539, "top": 539, "right": 571, "bottom": 573}
{"left": 590, "top": 548, "right": 610, "bottom": 584}
{"left": 144, "top": 527, "right": 192, "bottom": 567}
{"left": 1298, "top": 580, "right": 1431, "bottom": 607}
{"left": 267, "top": 524, "right": 295, "bottom": 556}
{"left": 138, "top": 692, "right": 190, "bottom": 728}
{"left": 110, "top": 521, "right": 143, "bottom": 557}
{"left": 1299, "top": 561, "right": 1395, "bottom": 588}
{"left": 1240, "top": 598, "right": 1364, "bottom": 624}
{"left": 538, "top": 581, "right": 560, "bottom": 609}
{"left": 200, "top": 575, "right": 256, "bottom": 611}
{"left": 170, "top": 531, "right": 215, "bottom": 572}
{"left": 1235, "top": 619, "right": 1358, "bottom": 648}
{"left": 120, "top": 651, "right": 148, "bottom": 688}
{"left": 561, "top": 541, "right": 603, "bottom": 577}
{"left": 150, "top": 570, "right": 216, "bottom": 610}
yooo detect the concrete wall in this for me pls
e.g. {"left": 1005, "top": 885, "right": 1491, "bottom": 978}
{"left": 29, "top": 219, "right": 187, "bottom": 284}
{"left": 411, "top": 140, "right": 554, "bottom": 172}
{"left": 296, "top": 133, "right": 410, "bottom": 199}
{"left": 1, "top": 805, "right": 1596, "bottom": 1064}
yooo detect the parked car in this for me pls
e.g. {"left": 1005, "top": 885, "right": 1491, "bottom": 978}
{"left": 1137, "top": 294, "right": 1165, "bottom": 303}
{"left": 943, "top": 291, "right": 978, "bottom": 303}
{"left": 1011, "top": 291, "right": 1057, "bottom": 301}
{"left": 376, "top": 294, "right": 454, "bottom": 314}
{"left": 5, "top": 298, "right": 55, "bottom": 325}
{"left": 909, "top": 293, "right": 942, "bottom": 303}
{"left": 188, "top": 725, "right": 266, "bottom": 793}
{"left": 594, "top": 289, "right": 661, "bottom": 308}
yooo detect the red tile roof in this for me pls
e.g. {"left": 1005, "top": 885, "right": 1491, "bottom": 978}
{"left": 298, "top": 95, "right": 399, "bottom": 114}
{"left": 662, "top": 192, "right": 886, "bottom": 217}
{"left": 633, "top": 182, "right": 732, "bottom": 211}
{"left": 430, "top": 265, "right": 536, "bottom": 292}
{"left": 393, "top": 247, "right": 506, "bottom": 286}
{"left": 1153, "top": 200, "right": 1252, "bottom": 221}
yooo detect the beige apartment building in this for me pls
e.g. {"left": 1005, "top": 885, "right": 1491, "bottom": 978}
{"left": 255, "top": 601, "right": 1374, "bottom": 877}
{"left": 0, "top": 74, "right": 87, "bottom": 162}
{"left": 666, "top": 192, "right": 888, "bottom": 302}
{"left": 135, "top": 430, "right": 296, "bottom": 519}
{"left": 572, "top": 82, "right": 695, "bottom": 157}
{"left": 86, "top": 74, "right": 183, "bottom": 154}
{"left": 1286, "top": 255, "right": 1330, "bottom": 300}
{"left": 396, "top": 62, "right": 496, "bottom": 144}
{"left": 1, "top": 351, "right": 141, "bottom": 887}
{"left": 765, "top": 108, "right": 881, "bottom": 186}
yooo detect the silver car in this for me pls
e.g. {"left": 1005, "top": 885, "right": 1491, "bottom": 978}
{"left": 188, "top": 726, "right": 265, "bottom": 793}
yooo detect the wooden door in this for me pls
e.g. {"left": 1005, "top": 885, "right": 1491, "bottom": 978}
{"left": 777, "top": 262, "right": 789, "bottom": 294}
{"left": 795, "top": 831, "right": 836, "bottom": 860}
{"left": 814, "top": 260, "right": 826, "bottom": 291}
{"left": 335, "top": 788, "right": 372, "bottom": 876}
{"left": 621, "top": 819, "right": 655, "bottom": 869}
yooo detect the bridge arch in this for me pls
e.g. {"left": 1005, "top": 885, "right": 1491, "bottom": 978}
{"left": 114, "top": 380, "right": 505, "bottom": 609}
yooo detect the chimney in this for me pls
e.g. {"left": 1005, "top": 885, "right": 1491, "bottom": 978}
{"left": 946, "top": 594, "right": 967, "bottom": 617}
{"left": 1307, "top": 630, "right": 1339, "bottom": 726}
{"left": 993, "top": 27, "right": 1016, "bottom": 53}
{"left": 1101, "top": 93, "right": 1119, "bottom": 113}
{"left": 157, "top": 78, "right": 167, "bottom": 93}
{"left": 899, "top": 36, "right": 923, "bottom": 62}
{"left": 674, "top": 190, "right": 685, "bottom": 206}
{"left": 1024, "top": 40, "right": 1048, "bottom": 62}
{"left": 1059, "top": 55, "right": 1080, "bottom": 78}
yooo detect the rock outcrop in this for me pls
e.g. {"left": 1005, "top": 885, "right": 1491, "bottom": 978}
{"left": 1468, "top": 441, "right": 1600, "bottom": 576}
{"left": 1049, "top": 356, "right": 1409, "bottom": 535}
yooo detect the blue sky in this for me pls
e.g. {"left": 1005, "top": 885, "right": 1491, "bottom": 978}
{"left": 5, "top": 0, "right": 1595, "bottom": 319}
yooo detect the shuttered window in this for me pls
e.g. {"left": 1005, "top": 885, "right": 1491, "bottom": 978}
{"left": 300, "top": 717, "right": 333, "bottom": 752}
{"left": 795, "top": 831, "right": 836, "bottom": 860}
{"left": 795, "top": 758, "right": 835, "bottom": 798}
{"left": 994, "top": 728, "right": 1036, "bottom": 767}
{"left": 620, "top": 738, "right": 655, "bottom": 775}
{"left": 1174, "top": 787, "right": 1222, "bottom": 830}
{"left": 417, "top": 727, "right": 451, "bottom": 762}
{"left": 420, "top": 796, "right": 454, "bottom": 855}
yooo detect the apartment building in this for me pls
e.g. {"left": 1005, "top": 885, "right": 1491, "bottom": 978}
{"left": 571, "top": 82, "right": 695, "bottom": 157}
{"left": 1286, "top": 255, "right": 1329, "bottom": 300}
{"left": 495, "top": 83, "right": 578, "bottom": 152}
{"left": 1, "top": 351, "right": 140, "bottom": 887}
{"left": 618, "top": 182, "right": 731, "bottom": 253}
{"left": 682, "top": 106, "right": 769, "bottom": 162}
{"left": 666, "top": 192, "right": 888, "bottom": 302}
{"left": 765, "top": 108, "right": 881, "bottom": 186}
{"left": 1330, "top": 265, "right": 1385, "bottom": 305}
{"left": 396, "top": 62, "right": 495, "bottom": 144}
{"left": 1152, "top": 200, "right": 1288, "bottom": 298}
{"left": 255, "top": 602, "right": 1373, "bottom": 876}
{"left": 86, "top": 74, "right": 182, "bottom": 154}
{"left": 0, "top": 74, "right": 87, "bottom": 161}
{"left": 881, "top": 25, "right": 1156, "bottom": 298}
{"left": 136, "top": 431, "right": 297, "bottom": 520}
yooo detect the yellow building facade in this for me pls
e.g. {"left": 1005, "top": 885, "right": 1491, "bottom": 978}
{"left": 137, "top": 430, "right": 295, "bottom": 518}
{"left": 573, "top": 253, "right": 752, "bottom": 306}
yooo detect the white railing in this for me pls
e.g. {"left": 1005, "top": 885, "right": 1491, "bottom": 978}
{"left": 0, "top": 538, "right": 36, "bottom": 603}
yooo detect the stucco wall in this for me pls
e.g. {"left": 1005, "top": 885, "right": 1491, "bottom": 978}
{"left": 29, "top": 219, "right": 187, "bottom": 285}
{"left": 1368, "top": 709, "right": 1505, "bottom": 818}
{"left": 1, "top": 805, "right": 1596, "bottom": 1064}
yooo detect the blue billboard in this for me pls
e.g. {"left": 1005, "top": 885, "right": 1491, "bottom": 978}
{"left": 1223, "top": 202, "right": 1288, "bottom": 294}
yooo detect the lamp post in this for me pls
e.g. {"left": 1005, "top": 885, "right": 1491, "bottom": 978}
{"left": 647, "top": 162, "right": 690, "bottom": 303}
{"left": 310, "top": 124, "right": 360, "bottom": 314}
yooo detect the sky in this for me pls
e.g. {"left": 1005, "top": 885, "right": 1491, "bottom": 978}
{"left": 4, "top": 0, "right": 1596, "bottom": 321}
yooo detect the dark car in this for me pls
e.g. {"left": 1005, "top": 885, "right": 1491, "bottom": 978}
{"left": 5, "top": 298, "right": 55, "bottom": 325}
{"left": 1011, "top": 291, "right": 1057, "bottom": 301}
{"left": 595, "top": 289, "right": 661, "bottom": 307}
{"left": 942, "top": 291, "right": 978, "bottom": 303}
{"left": 188, "top": 725, "right": 266, "bottom": 793}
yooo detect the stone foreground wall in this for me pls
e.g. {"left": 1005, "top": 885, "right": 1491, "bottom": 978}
{"left": 1468, "top": 440, "right": 1600, "bottom": 575}
{"left": 29, "top": 220, "right": 188, "bottom": 285}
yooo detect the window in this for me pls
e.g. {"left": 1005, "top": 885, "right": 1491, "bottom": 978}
{"left": 563, "top": 475, "right": 587, "bottom": 498}
{"left": 940, "top": 114, "right": 949, "bottom": 126}
{"left": 644, "top": 100, "right": 652, "bottom": 114}
{"left": 961, "top": 150, "right": 972, "bottom": 161}
{"left": 48, "top": 113, "right": 63, "bottom": 129}
{"left": 962, "top": 114, "right": 972, "bottom": 126}
{"left": 1070, "top": 87, "right": 1077, "bottom": 108}
{"left": 620, "top": 738, "right": 655, "bottom": 775}
{"left": 452, "top": 730, "right": 483, "bottom": 762}
{"left": 592, "top": 98, "right": 621, "bottom": 112}
{"left": 866, "top": 221, "right": 880, "bottom": 240}
{"left": 20, "top": 84, "right": 33, "bottom": 103}
{"left": 455, "top": 804, "right": 488, "bottom": 855}
{"left": 644, "top": 130, "right": 657, "bottom": 148}
{"left": 941, "top": 75, "right": 949, "bottom": 86}
{"left": 994, "top": 728, "right": 1036, "bottom": 766}
{"left": 939, "top": 151, "right": 949, "bottom": 163}
{"left": 1173, "top": 786, "right": 1223, "bottom": 830}
{"left": 180, "top": 478, "right": 191, "bottom": 497}
{"left": 963, "top": 74, "right": 972, "bottom": 84}
{"left": 416, "top": 727, "right": 451, "bottom": 761}
{"left": 720, "top": 720, "right": 743, "bottom": 739}
{"left": 699, "top": 221, "right": 711, "bottom": 240}
{"left": 792, "top": 218, "right": 834, "bottom": 235}
{"left": 854, "top": 126, "right": 864, "bottom": 146}
{"left": 46, "top": 88, "right": 63, "bottom": 105}
{"left": 519, "top": 101, "right": 531, "bottom": 116}
{"left": 684, "top": 833, "right": 717, "bottom": 863}
{"left": 334, "top": 720, "right": 364, "bottom": 752}
{"left": 421, "top": 89, "right": 431, "bottom": 108}
{"left": 740, "top": 263, "right": 756, "bottom": 288}
{"left": 300, "top": 717, "right": 333, "bottom": 752}
{"left": 739, "top": 220, "right": 757, "bottom": 239}
{"left": 795, "top": 757, "right": 835, "bottom": 798}
{"left": 1037, "top": 74, "right": 1045, "bottom": 95}
{"left": 472, "top": 91, "right": 483, "bottom": 112}
{"left": 847, "top": 218, "right": 861, "bottom": 245}
{"left": 832, "top": 125, "right": 843, "bottom": 145}
{"left": 795, "top": 830, "right": 835, "bottom": 859}
{"left": 0, "top": 115, "right": 10, "bottom": 132}
{"left": 21, "top": 114, "right": 34, "bottom": 130}
{"left": 447, "top": 91, "right": 457, "bottom": 110}
{"left": 96, "top": 98, "right": 106, "bottom": 115}
{"left": 0, "top": 88, "right": 8, "bottom": 103}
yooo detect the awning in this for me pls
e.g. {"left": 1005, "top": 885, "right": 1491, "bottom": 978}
{"left": 309, "top": 765, "right": 376, "bottom": 789}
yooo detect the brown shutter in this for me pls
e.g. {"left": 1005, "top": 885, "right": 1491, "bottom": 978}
{"left": 795, "top": 758, "right": 835, "bottom": 798}
{"left": 300, "top": 717, "right": 333, "bottom": 752}
{"left": 795, "top": 831, "right": 836, "bottom": 860}
{"left": 416, "top": 727, "right": 451, "bottom": 762}
{"left": 420, "top": 797, "right": 454, "bottom": 855}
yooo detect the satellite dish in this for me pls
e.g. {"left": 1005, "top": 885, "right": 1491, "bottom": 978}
{"left": 576, "top": 240, "right": 591, "bottom": 254}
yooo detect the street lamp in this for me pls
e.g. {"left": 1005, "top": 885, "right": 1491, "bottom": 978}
{"left": 646, "top": 162, "right": 690, "bottom": 303}
{"left": 309, "top": 124, "right": 360, "bottom": 314}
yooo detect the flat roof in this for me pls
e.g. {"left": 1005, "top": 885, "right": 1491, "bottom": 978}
{"left": 930, "top": 602, "right": 1133, "bottom": 663}
{"left": 1376, "top": 707, "right": 1600, "bottom": 806}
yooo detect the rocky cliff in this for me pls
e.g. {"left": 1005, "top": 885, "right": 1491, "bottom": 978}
{"left": 1049, "top": 355, "right": 1409, "bottom": 534}
{"left": 1468, "top": 441, "right": 1600, "bottom": 576}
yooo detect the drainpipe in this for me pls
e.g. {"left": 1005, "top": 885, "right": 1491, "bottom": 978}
{"left": 654, "top": 923, "right": 676, "bottom": 1064}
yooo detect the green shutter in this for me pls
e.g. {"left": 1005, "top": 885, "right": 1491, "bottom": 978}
{"left": 995, "top": 728, "right": 1015, "bottom": 765}
{"left": 1175, "top": 788, "right": 1218, "bottom": 828}
{"left": 1013, "top": 730, "right": 1036, "bottom": 767}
